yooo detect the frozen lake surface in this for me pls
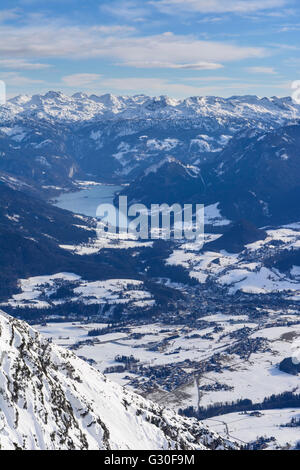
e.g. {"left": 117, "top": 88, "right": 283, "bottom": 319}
{"left": 52, "top": 184, "right": 122, "bottom": 217}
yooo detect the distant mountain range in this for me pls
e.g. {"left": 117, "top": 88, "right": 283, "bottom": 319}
{"left": 2, "top": 92, "right": 299, "bottom": 123}
{"left": 0, "top": 92, "right": 299, "bottom": 188}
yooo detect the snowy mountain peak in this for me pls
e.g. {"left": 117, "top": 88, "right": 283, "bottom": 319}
{"left": 0, "top": 310, "right": 238, "bottom": 450}
{"left": 0, "top": 91, "right": 299, "bottom": 123}
{"left": 43, "top": 90, "right": 66, "bottom": 100}
{"left": 72, "top": 92, "right": 89, "bottom": 100}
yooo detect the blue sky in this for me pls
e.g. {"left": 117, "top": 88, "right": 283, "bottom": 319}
{"left": 0, "top": 0, "right": 300, "bottom": 98}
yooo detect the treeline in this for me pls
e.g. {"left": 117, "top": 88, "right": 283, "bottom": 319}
{"left": 115, "top": 355, "right": 139, "bottom": 364}
{"left": 7, "top": 302, "right": 107, "bottom": 323}
{"left": 179, "top": 392, "right": 300, "bottom": 420}
{"left": 281, "top": 416, "right": 300, "bottom": 428}
{"left": 139, "top": 240, "right": 198, "bottom": 287}
{"left": 88, "top": 324, "right": 130, "bottom": 337}
{"left": 88, "top": 326, "right": 113, "bottom": 337}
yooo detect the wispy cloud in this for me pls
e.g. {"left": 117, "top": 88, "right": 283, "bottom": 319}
{"left": 0, "top": 59, "right": 52, "bottom": 70}
{"left": 91, "top": 25, "right": 136, "bottom": 34}
{"left": 283, "top": 57, "right": 300, "bottom": 67}
{"left": 246, "top": 66, "right": 277, "bottom": 74}
{"left": 100, "top": 1, "right": 150, "bottom": 22}
{"left": 0, "top": 24, "right": 266, "bottom": 66}
{"left": 94, "top": 76, "right": 291, "bottom": 98}
{"left": 185, "top": 76, "right": 236, "bottom": 82}
{"left": 0, "top": 72, "right": 44, "bottom": 86}
{"left": 198, "top": 16, "right": 228, "bottom": 23}
{"left": 97, "top": 77, "right": 216, "bottom": 96}
{"left": 119, "top": 60, "right": 224, "bottom": 70}
{"left": 269, "top": 42, "right": 300, "bottom": 50}
{"left": 152, "top": 0, "right": 290, "bottom": 15}
{"left": 279, "top": 23, "right": 300, "bottom": 32}
{"left": 62, "top": 73, "right": 102, "bottom": 87}
{"left": 0, "top": 9, "right": 20, "bottom": 22}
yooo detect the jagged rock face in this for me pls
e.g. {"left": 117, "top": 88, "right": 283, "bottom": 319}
{"left": 0, "top": 311, "right": 238, "bottom": 450}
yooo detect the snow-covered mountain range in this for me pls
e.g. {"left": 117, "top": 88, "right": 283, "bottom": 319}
{"left": 0, "top": 92, "right": 299, "bottom": 186}
{"left": 2, "top": 92, "right": 300, "bottom": 123}
{"left": 0, "top": 310, "right": 237, "bottom": 450}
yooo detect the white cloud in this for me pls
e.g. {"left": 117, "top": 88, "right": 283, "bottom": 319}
{"left": 246, "top": 66, "right": 277, "bottom": 74}
{"left": 100, "top": 1, "right": 150, "bottom": 22}
{"left": 91, "top": 25, "right": 136, "bottom": 34}
{"left": 99, "top": 77, "right": 213, "bottom": 95}
{"left": 269, "top": 43, "right": 300, "bottom": 51}
{"left": 95, "top": 76, "right": 287, "bottom": 98}
{"left": 185, "top": 76, "right": 235, "bottom": 81}
{"left": 284, "top": 57, "right": 300, "bottom": 67}
{"left": 0, "top": 72, "right": 44, "bottom": 86}
{"left": 0, "top": 25, "right": 266, "bottom": 67}
{"left": 62, "top": 73, "right": 102, "bottom": 87}
{"left": 0, "top": 9, "right": 20, "bottom": 22}
{"left": 0, "top": 59, "right": 52, "bottom": 70}
{"left": 106, "top": 33, "right": 265, "bottom": 65}
{"left": 120, "top": 60, "right": 224, "bottom": 70}
{"left": 279, "top": 24, "right": 300, "bottom": 32}
{"left": 198, "top": 16, "right": 228, "bottom": 23}
{"left": 152, "top": 0, "right": 290, "bottom": 14}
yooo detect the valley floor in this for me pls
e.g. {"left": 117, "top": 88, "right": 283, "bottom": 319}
{"left": 33, "top": 303, "right": 300, "bottom": 449}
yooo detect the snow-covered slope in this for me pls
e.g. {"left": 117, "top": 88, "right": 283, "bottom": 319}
{"left": 167, "top": 223, "right": 300, "bottom": 296}
{"left": 0, "top": 310, "right": 237, "bottom": 450}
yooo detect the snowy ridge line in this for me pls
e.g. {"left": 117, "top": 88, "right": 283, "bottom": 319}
{"left": 0, "top": 91, "right": 299, "bottom": 123}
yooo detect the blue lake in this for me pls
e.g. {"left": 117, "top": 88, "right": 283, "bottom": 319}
{"left": 52, "top": 184, "right": 122, "bottom": 217}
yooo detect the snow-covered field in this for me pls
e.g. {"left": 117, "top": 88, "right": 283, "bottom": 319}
{"left": 34, "top": 313, "right": 300, "bottom": 404}
{"left": 204, "top": 203, "right": 231, "bottom": 227}
{"left": 1, "top": 273, "right": 154, "bottom": 310}
{"left": 32, "top": 309, "right": 300, "bottom": 448}
{"left": 203, "top": 409, "right": 300, "bottom": 449}
{"left": 167, "top": 225, "right": 300, "bottom": 297}
{"left": 60, "top": 229, "right": 153, "bottom": 254}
